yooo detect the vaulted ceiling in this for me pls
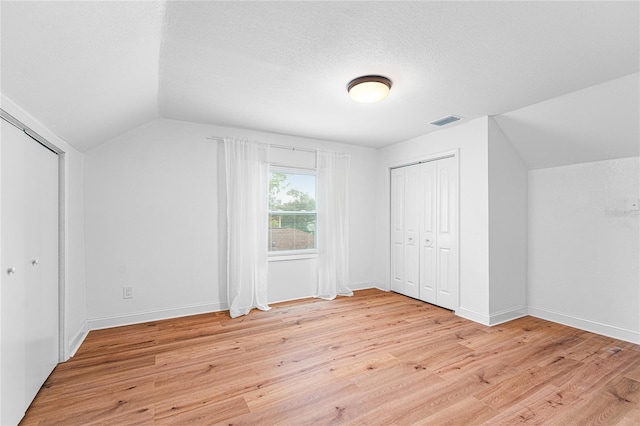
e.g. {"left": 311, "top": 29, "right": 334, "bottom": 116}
{"left": 1, "top": 1, "right": 638, "bottom": 156}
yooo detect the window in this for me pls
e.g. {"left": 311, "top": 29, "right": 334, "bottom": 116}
{"left": 268, "top": 167, "right": 316, "bottom": 254}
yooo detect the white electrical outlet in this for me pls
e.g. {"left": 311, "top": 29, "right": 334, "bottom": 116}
{"left": 123, "top": 286, "right": 133, "bottom": 299}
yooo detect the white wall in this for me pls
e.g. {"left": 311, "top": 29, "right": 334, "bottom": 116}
{"left": 83, "top": 119, "right": 220, "bottom": 325}
{"left": 83, "top": 118, "right": 378, "bottom": 328}
{"left": 487, "top": 117, "right": 528, "bottom": 323}
{"left": 528, "top": 157, "right": 640, "bottom": 343}
{"left": 1, "top": 94, "right": 87, "bottom": 359}
{"left": 375, "top": 117, "right": 491, "bottom": 322}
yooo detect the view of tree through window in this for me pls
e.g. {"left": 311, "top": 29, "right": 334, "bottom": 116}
{"left": 268, "top": 169, "right": 316, "bottom": 253}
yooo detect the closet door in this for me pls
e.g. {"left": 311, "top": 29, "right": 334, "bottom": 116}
{"left": 24, "top": 134, "right": 59, "bottom": 407}
{"left": 402, "top": 165, "right": 420, "bottom": 299}
{"left": 419, "top": 161, "right": 437, "bottom": 304}
{"left": 24, "top": 127, "right": 44, "bottom": 410}
{"left": 1, "top": 119, "right": 59, "bottom": 425}
{"left": 1, "top": 119, "right": 28, "bottom": 426}
{"left": 38, "top": 138, "right": 59, "bottom": 385}
{"left": 390, "top": 168, "right": 405, "bottom": 293}
{"left": 391, "top": 165, "right": 419, "bottom": 299}
{"left": 391, "top": 155, "right": 459, "bottom": 311}
{"left": 434, "top": 156, "right": 458, "bottom": 310}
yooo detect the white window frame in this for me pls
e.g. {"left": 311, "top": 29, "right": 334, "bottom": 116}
{"left": 268, "top": 165, "right": 318, "bottom": 258}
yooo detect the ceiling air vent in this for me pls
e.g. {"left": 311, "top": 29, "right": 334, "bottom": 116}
{"left": 430, "top": 115, "right": 463, "bottom": 126}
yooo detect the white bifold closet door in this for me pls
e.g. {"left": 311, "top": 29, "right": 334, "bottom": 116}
{"left": 391, "top": 164, "right": 420, "bottom": 299}
{"left": 391, "top": 156, "right": 458, "bottom": 311}
{"left": 1, "top": 119, "right": 59, "bottom": 425}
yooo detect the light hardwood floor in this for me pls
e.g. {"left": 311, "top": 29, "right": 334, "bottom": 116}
{"left": 21, "top": 289, "right": 640, "bottom": 425}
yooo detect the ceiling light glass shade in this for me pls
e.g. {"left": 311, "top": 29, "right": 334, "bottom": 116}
{"left": 348, "top": 75, "right": 392, "bottom": 103}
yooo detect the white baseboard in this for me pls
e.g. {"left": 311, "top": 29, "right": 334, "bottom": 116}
{"left": 269, "top": 283, "right": 382, "bottom": 305}
{"left": 458, "top": 305, "right": 640, "bottom": 344}
{"left": 87, "top": 301, "right": 229, "bottom": 331}
{"left": 269, "top": 294, "right": 315, "bottom": 305}
{"left": 67, "top": 320, "right": 89, "bottom": 359}
{"left": 375, "top": 283, "right": 390, "bottom": 292}
{"left": 349, "top": 281, "right": 378, "bottom": 291}
{"left": 354, "top": 282, "right": 386, "bottom": 292}
{"left": 488, "top": 306, "right": 528, "bottom": 326}
{"left": 528, "top": 306, "right": 640, "bottom": 345}
{"left": 456, "top": 306, "right": 527, "bottom": 327}
{"left": 86, "top": 284, "right": 381, "bottom": 332}
{"left": 374, "top": 283, "right": 388, "bottom": 292}
{"left": 456, "top": 307, "right": 491, "bottom": 326}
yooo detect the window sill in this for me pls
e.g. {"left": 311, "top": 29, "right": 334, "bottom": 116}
{"left": 268, "top": 252, "right": 318, "bottom": 262}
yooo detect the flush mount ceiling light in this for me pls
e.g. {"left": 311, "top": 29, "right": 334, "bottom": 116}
{"left": 347, "top": 75, "right": 392, "bottom": 103}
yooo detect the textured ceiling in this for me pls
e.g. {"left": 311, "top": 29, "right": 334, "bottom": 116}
{"left": 1, "top": 1, "right": 638, "bottom": 154}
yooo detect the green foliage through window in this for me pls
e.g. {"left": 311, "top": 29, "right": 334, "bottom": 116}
{"left": 268, "top": 169, "right": 316, "bottom": 252}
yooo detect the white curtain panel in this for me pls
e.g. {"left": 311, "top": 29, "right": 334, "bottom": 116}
{"left": 224, "top": 138, "right": 271, "bottom": 318}
{"left": 316, "top": 149, "right": 353, "bottom": 300}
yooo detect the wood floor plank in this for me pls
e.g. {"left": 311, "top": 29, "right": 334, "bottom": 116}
{"left": 473, "top": 356, "right": 580, "bottom": 411}
{"left": 31, "top": 379, "right": 156, "bottom": 426}
{"left": 221, "top": 381, "right": 361, "bottom": 425}
{"left": 154, "top": 395, "right": 249, "bottom": 424}
{"left": 19, "top": 289, "right": 640, "bottom": 425}
{"left": 623, "top": 358, "right": 640, "bottom": 382}
{"left": 550, "top": 342, "right": 640, "bottom": 393}
{"left": 557, "top": 376, "right": 640, "bottom": 425}
{"left": 415, "top": 396, "right": 497, "bottom": 426}
{"left": 320, "top": 367, "right": 446, "bottom": 425}
{"left": 566, "top": 334, "right": 620, "bottom": 362}
{"left": 616, "top": 403, "right": 640, "bottom": 425}
{"left": 478, "top": 383, "right": 584, "bottom": 425}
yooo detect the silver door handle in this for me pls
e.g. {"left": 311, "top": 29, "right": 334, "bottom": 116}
{"left": 7, "top": 267, "right": 16, "bottom": 275}
{"left": 408, "top": 237, "right": 414, "bottom": 244}
{"left": 424, "top": 238, "right": 432, "bottom": 246}
{"left": 32, "top": 259, "right": 39, "bottom": 266}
